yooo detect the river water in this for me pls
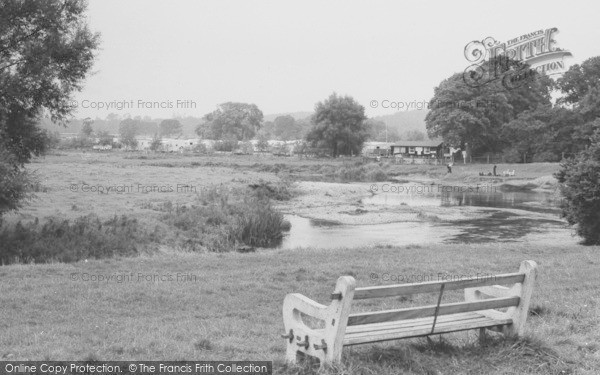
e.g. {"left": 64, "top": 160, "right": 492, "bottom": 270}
{"left": 278, "top": 186, "right": 575, "bottom": 249}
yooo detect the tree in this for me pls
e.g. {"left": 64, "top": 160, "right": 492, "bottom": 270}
{"left": 96, "top": 130, "right": 113, "bottom": 146}
{"left": 81, "top": 117, "right": 94, "bottom": 137}
{"left": 365, "top": 119, "right": 400, "bottom": 142}
{"left": 149, "top": 133, "right": 162, "bottom": 151}
{"left": 401, "top": 130, "right": 425, "bottom": 141}
{"left": 0, "top": 0, "right": 99, "bottom": 217}
{"left": 201, "top": 102, "right": 263, "bottom": 141}
{"left": 256, "top": 133, "right": 269, "bottom": 152}
{"left": 556, "top": 56, "right": 600, "bottom": 106}
{"left": 305, "top": 93, "right": 368, "bottom": 157}
{"left": 159, "top": 119, "right": 182, "bottom": 138}
{"left": 502, "top": 106, "right": 584, "bottom": 162}
{"left": 273, "top": 115, "right": 304, "bottom": 141}
{"left": 260, "top": 121, "right": 275, "bottom": 139}
{"left": 119, "top": 118, "right": 138, "bottom": 149}
{"left": 426, "top": 57, "right": 552, "bottom": 156}
{"left": 555, "top": 130, "right": 600, "bottom": 244}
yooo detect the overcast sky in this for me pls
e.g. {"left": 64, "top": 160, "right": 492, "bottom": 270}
{"left": 73, "top": 0, "right": 600, "bottom": 119}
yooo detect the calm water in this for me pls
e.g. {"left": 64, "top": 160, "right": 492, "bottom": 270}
{"left": 278, "top": 185, "right": 572, "bottom": 249}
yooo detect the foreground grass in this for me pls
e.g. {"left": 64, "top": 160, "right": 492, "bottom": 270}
{"left": 1, "top": 243, "right": 598, "bottom": 374}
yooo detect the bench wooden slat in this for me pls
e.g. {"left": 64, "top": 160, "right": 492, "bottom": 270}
{"left": 353, "top": 273, "right": 525, "bottom": 299}
{"left": 344, "top": 314, "right": 513, "bottom": 345}
{"left": 347, "top": 296, "right": 520, "bottom": 326}
{"left": 345, "top": 311, "right": 484, "bottom": 334}
{"left": 346, "top": 316, "right": 496, "bottom": 342}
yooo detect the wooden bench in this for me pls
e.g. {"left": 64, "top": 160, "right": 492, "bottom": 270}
{"left": 281, "top": 260, "right": 537, "bottom": 365}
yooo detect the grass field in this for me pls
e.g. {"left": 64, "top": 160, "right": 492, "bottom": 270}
{"left": 1, "top": 243, "right": 599, "bottom": 374}
{"left": 1, "top": 151, "right": 597, "bottom": 374}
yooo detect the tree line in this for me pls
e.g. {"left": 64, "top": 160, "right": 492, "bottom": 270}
{"left": 426, "top": 56, "right": 600, "bottom": 162}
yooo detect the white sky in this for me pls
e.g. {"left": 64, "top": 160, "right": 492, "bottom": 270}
{"left": 73, "top": 0, "right": 600, "bottom": 119}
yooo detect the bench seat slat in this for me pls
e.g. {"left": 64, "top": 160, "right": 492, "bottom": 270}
{"left": 343, "top": 312, "right": 513, "bottom": 345}
{"left": 348, "top": 296, "right": 520, "bottom": 326}
{"left": 345, "top": 312, "right": 483, "bottom": 334}
{"left": 354, "top": 273, "right": 525, "bottom": 299}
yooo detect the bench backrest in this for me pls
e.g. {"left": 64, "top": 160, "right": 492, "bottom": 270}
{"left": 353, "top": 272, "right": 524, "bottom": 300}
{"left": 342, "top": 262, "right": 536, "bottom": 328}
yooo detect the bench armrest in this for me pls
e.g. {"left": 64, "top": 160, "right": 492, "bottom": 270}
{"left": 283, "top": 293, "right": 328, "bottom": 321}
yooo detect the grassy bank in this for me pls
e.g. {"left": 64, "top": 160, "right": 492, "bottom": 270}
{"left": 0, "top": 182, "right": 292, "bottom": 263}
{"left": 1, "top": 243, "right": 598, "bottom": 374}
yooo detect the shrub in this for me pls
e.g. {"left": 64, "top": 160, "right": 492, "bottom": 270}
{"left": 213, "top": 139, "right": 238, "bottom": 152}
{"left": 193, "top": 142, "right": 209, "bottom": 154}
{"left": 230, "top": 196, "right": 285, "bottom": 247}
{"left": 502, "top": 147, "right": 523, "bottom": 163}
{"left": 335, "top": 165, "right": 366, "bottom": 181}
{"left": 366, "top": 168, "right": 388, "bottom": 182}
{"left": 249, "top": 180, "right": 293, "bottom": 201}
{"left": 237, "top": 141, "right": 254, "bottom": 155}
{"left": 555, "top": 131, "right": 600, "bottom": 245}
{"left": 0, "top": 148, "right": 32, "bottom": 219}
{"left": 333, "top": 164, "right": 389, "bottom": 182}
{"left": 0, "top": 214, "right": 154, "bottom": 264}
{"left": 159, "top": 185, "right": 287, "bottom": 251}
{"left": 532, "top": 151, "right": 561, "bottom": 162}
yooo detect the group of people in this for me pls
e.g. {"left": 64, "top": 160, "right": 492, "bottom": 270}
{"left": 479, "top": 165, "right": 498, "bottom": 176}
{"left": 478, "top": 165, "right": 516, "bottom": 177}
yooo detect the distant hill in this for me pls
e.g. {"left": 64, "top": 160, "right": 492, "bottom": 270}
{"left": 372, "top": 109, "right": 429, "bottom": 135}
{"left": 37, "top": 109, "right": 430, "bottom": 139}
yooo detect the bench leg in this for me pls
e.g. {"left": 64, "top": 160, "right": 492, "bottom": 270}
{"left": 479, "top": 328, "right": 486, "bottom": 345}
{"left": 323, "top": 276, "right": 356, "bottom": 365}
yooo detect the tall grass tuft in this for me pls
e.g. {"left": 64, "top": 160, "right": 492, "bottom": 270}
{"left": 159, "top": 185, "right": 287, "bottom": 252}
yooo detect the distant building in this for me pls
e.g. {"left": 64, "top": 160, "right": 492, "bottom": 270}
{"left": 390, "top": 140, "right": 444, "bottom": 158}
{"left": 136, "top": 137, "right": 198, "bottom": 152}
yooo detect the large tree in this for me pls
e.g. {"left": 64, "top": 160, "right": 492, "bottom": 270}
{"left": 119, "top": 118, "right": 139, "bottom": 149}
{"left": 426, "top": 57, "right": 552, "bottom": 156}
{"left": 159, "top": 118, "right": 182, "bottom": 138}
{"left": 305, "top": 93, "right": 368, "bottom": 157}
{"left": 198, "top": 102, "right": 263, "bottom": 141}
{"left": 273, "top": 115, "right": 306, "bottom": 141}
{"left": 0, "top": 0, "right": 99, "bottom": 216}
{"left": 501, "top": 106, "right": 585, "bottom": 162}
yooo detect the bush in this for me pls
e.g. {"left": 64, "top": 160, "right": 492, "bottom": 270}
{"left": 532, "top": 151, "right": 561, "bottom": 162}
{"left": 502, "top": 148, "right": 523, "bottom": 163}
{"left": 214, "top": 139, "right": 238, "bottom": 152}
{"left": 335, "top": 165, "right": 366, "bottom": 181}
{"left": 0, "top": 147, "right": 32, "bottom": 219}
{"left": 248, "top": 180, "right": 293, "bottom": 201}
{"left": 555, "top": 131, "right": 600, "bottom": 245}
{"left": 237, "top": 141, "right": 254, "bottom": 155}
{"left": 230, "top": 196, "right": 285, "bottom": 247}
{"left": 366, "top": 168, "right": 388, "bottom": 182}
{"left": 193, "top": 142, "right": 209, "bottom": 154}
{"left": 159, "top": 186, "right": 287, "bottom": 251}
{"left": 0, "top": 214, "right": 155, "bottom": 264}
{"left": 59, "top": 136, "right": 95, "bottom": 150}
{"left": 333, "top": 164, "right": 389, "bottom": 182}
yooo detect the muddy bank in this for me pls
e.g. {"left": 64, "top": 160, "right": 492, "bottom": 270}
{"left": 279, "top": 174, "right": 561, "bottom": 226}
{"left": 280, "top": 181, "right": 495, "bottom": 225}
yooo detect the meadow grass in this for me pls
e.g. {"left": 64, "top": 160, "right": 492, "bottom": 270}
{"left": 1, "top": 243, "right": 598, "bottom": 374}
{"left": 1, "top": 152, "right": 591, "bottom": 373}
